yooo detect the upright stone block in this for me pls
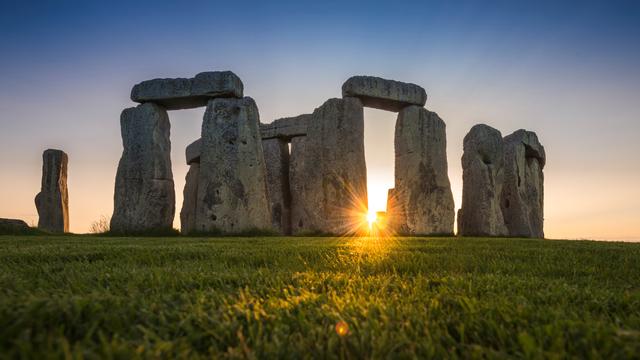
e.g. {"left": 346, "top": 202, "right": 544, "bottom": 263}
{"left": 290, "top": 97, "right": 368, "bottom": 235}
{"left": 458, "top": 124, "right": 507, "bottom": 236}
{"left": 394, "top": 106, "right": 454, "bottom": 235}
{"left": 501, "top": 130, "right": 546, "bottom": 238}
{"left": 180, "top": 163, "right": 200, "bottom": 234}
{"left": 195, "top": 97, "right": 272, "bottom": 233}
{"left": 342, "top": 76, "right": 427, "bottom": 112}
{"left": 34, "top": 149, "right": 69, "bottom": 233}
{"left": 111, "top": 103, "right": 175, "bottom": 233}
{"left": 263, "top": 138, "right": 291, "bottom": 234}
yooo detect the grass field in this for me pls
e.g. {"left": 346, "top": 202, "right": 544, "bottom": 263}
{"left": 1, "top": 236, "right": 639, "bottom": 358}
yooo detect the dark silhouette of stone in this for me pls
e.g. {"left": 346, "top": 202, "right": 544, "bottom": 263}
{"left": 111, "top": 103, "right": 175, "bottom": 233}
{"left": 180, "top": 163, "right": 200, "bottom": 235}
{"left": 501, "top": 130, "right": 546, "bottom": 238}
{"left": 35, "top": 149, "right": 69, "bottom": 233}
{"left": 263, "top": 138, "right": 291, "bottom": 234}
{"left": 458, "top": 124, "right": 507, "bottom": 236}
{"left": 0, "top": 218, "right": 30, "bottom": 233}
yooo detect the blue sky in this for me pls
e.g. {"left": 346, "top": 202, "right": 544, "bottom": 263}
{"left": 1, "top": 0, "right": 639, "bottom": 239}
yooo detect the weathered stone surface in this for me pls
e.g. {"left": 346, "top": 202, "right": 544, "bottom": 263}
{"left": 260, "top": 114, "right": 311, "bottom": 140}
{"left": 501, "top": 130, "right": 546, "bottom": 238}
{"left": 393, "top": 106, "right": 455, "bottom": 235}
{"left": 111, "top": 103, "right": 175, "bottom": 233}
{"left": 35, "top": 149, "right": 69, "bottom": 233}
{"left": 342, "top": 76, "right": 427, "bottom": 112}
{"left": 263, "top": 138, "right": 291, "bottom": 234}
{"left": 185, "top": 139, "right": 201, "bottom": 165}
{"left": 385, "top": 188, "right": 400, "bottom": 232}
{"left": 194, "top": 97, "right": 272, "bottom": 233}
{"left": 131, "top": 71, "right": 243, "bottom": 110}
{"left": 290, "top": 97, "right": 368, "bottom": 235}
{"left": 0, "top": 218, "right": 30, "bottom": 233}
{"left": 180, "top": 164, "right": 199, "bottom": 234}
{"left": 458, "top": 124, "right": 507, "bottom": 236}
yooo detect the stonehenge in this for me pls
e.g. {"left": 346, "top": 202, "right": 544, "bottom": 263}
{"left": 35, "top": 149, "right": 69, "bottom": 233}
{"left": 0, "top": 218, "right": 31, "bottom": 234}
{"left": 111, "top": 70, "right": 544, "bottom": 237}
{"left": 458, "top": 125, "right": 545, "bottom": 238}
{"left": 111, "top": 103, "right": 175, "bottom": 233}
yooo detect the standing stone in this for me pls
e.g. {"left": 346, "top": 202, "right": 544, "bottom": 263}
{"left": 458, "top": 124, "right": 507, "bottom": 236}
{"left": 35, "top": 149, "right": 69, "bottom": 233}
{"left": 290, "top": 97, "right": 368, "bottom": 235}
{"left": 342, "top": 76, "right": 427, "bottom": 112}
{"left": 385, "top": 188, "right": 400, "bottom": 233}
{"left": 195, "top": 97, "right": 272, "bottom": 233}
{"left": 263, "top": 138, "right": 291, "bottom": 234}
{"left": 393, "top": 106, "right": 455, "bottom": 235}
{"left": 111, "top": 103, "right": 175, "bottom": 233}
{"left": 180, "top": 163, "right": 200, "bottom": 235}
{"left": 501, "top": 130, "right": 546, "bottom": 238}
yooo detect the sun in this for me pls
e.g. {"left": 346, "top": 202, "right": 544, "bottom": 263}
{"left": 366, "top": 210, "right": 377, "bottom": 228}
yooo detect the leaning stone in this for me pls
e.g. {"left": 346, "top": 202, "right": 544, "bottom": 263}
{"left": 394, "top": 106, "right": 455, "bottom": 235}
{"left": 458, "top": 124, "right": 508, "bottom": 236}
{"left": 342, "top": 76, "right": 427, "bottom": 112}
{"left": 501, "top": 130, "right": 546, "bottom": 238}
{"left": 0, "top": 218, "right": 31, "bottom": 234}
{"left": 180, "top": 164, "right": 199, "bottom": 234}
{"left": 185, "top": 139, "right": 201, "bottom": 165}
{"left": 195, "top": 97, "right": 272, "bottom": 233}
{"left": 289, "top": 97, "right": 368, "bottom": 235}
{"left": 263, "top": 138, "right": 291, "bottom": 234}
{"left": 130, "top": 71, "right": 243, "bottom": 110}
{"left": 110, "top": 103, "right": 175, "bottom": 233}
{"left": 35, "top": 149, "right": 69, "bottom": 233}
{"left": 260, "top": 114, "right": 311, "bottom": 140}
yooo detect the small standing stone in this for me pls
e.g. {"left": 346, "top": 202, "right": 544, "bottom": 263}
{"left": 501, "top": 130, "right": 546, "bottom": 238}
{"left": 195, "top": 97, "right": 272, "bottom": 233}
{"left": 111, "top": 103, "right": 175, "bottom": 233}
{"left": 458, "top": 124, "right": 507, "bottom": 236}
{"left": 180, "top": 163, "right": 200, "bottom": 235}
{"left": 35, "top": 149, "right": 69, "bottom": 233}
{"left": 394, "top": 106, "right": 455, "bottom": 235}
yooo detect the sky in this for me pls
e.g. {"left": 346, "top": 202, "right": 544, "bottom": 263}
{"left": 1, "top": 0, "right": 639, "bottom": 240}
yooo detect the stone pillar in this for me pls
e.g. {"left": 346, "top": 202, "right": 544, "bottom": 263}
{"left": 195, "top": 97, "right": 272, "bottom": 233}
{"left": 290, "top": 97, "right": 368, "bottom": 235}
{"left": 263, "top": 138, "right": 291, "bottom": 235}
{"left": 501, "top": 130, "right": 545, "bottom": 238}
{"left": 111, "top": 103, "right": 175, "bottom": 233}
{"left": 458, "top": 124, "right": 507, "bottom": 236}
{"left": 35, "top": 149, "right": 69, "bottom": 233}
{"left": 393, "top": 106, "right": 455, "bottom": 235}
{"left": 180, "top": 163, "right": 200, "bottom": 235}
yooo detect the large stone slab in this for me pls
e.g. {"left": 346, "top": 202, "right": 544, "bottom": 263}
{"left": 111, "top": 103, "right": 175, "bottom": 233}
{"left": 185, "top": 139, "right": 201, "bottom": 165}
{"left": 35, "top": 149, "right": 69, "bottom": 233}
{"left": 260, "top": 114, "right": 311, "bottom": 140}
{"left": 180, "top": 163, "right": 199, "bottom": 234}
{"left": 342, "top": 76, "right": 427, "bottom": 112}
{"left": 501, "top": 130, "right": 546, "bottom": 238}
{"left": 131, "top": 71, "right": 243, "bottom": 110}
{"left": 194, "top": 97, "right": 272, "bottom": 233}
{"left": 458, "top": 124, "right": 507, "bottom": 236}
{"left": 0, "top": 218, "right": 31, "bottom": 234}
{"left": 289, "top": 97, "right": 368, "bottom": 235}
{"left": 263, "top": 138, "right": 291, "bottom": 234}
{"left": 393, "top": 106, "right": 455, "bottom": 235}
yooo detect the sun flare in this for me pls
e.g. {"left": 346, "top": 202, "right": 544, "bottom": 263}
{"left": 366, "top": 211, "right": 377, "bottom": 228}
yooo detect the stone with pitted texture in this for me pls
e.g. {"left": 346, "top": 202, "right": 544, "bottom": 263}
{"left": 35, "top": 149, "right": 69, "bottom": 233}
{"left": 290, "top": 97, "right": 368, "bottom": 235}
{"left": 111, "top": 103, "right": 175, "bottom": 233}
{"left": 260, "top": 114, "right": 311, "bottom": 140}
{"left": 458, "top": 124, "right": 508, "bottom": 237}
{"left": 195, "top": 97, "right": 272, "bottom": 233}
{"left": 131, "top": 71, "right": 243, "bottom": 110}
{"left": 263, "top": 138, "right": 291, "bottom": 234}
{"left": 501, "top": 130, "right": 545, "bottom": 238}
{"left": 342, "top": 76, "right": 427, "bottom": 112}
{"left": 394, "top": 106, "right": 455, "bottom": 235}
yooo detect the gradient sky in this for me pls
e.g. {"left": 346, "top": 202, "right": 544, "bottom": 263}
{"left": 1, "top": 0, "right": 639, "bottom": 240}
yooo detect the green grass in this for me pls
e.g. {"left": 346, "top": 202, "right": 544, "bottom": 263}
{"left": 1, "top": 236, "right": 639, "bottom": 359}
